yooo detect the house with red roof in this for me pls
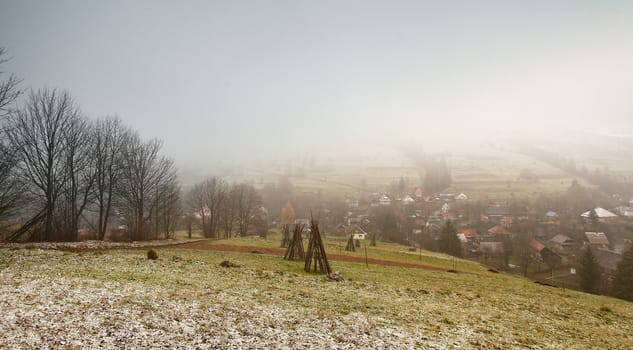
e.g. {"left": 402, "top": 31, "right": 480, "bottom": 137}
{"left": 487, "top": 225, "right": 510, "bottom": 236}
{"left": 457, "top": 228, "right": 478, "bottom": 240}
{"left": 530, "top": 239, "right": 562, "bottom": 268}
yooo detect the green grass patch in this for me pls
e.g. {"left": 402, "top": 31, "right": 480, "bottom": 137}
{"left": 2, "top": 240, "right": 632, "bottom": 348}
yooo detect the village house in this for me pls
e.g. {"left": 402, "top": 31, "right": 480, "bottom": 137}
{"left": 400, "top": 195, "right": 415, "bottom": 205}
{"left": 458, "top": 228, "right": 478, "bottom": 241}
{"left": 436, "top": 193, "right": 456, "bottom": 202}
{"left": 548, "top": 234, "right": 575, "bottom": 251}
{"left": 530, "top": 239, "right": 562, "bottom": 268}
{"left": 581, "top": 207, "right": 618, "bottom": 222}
{"left": 487, "top": 225, "right": 511, "bottom": 236}
{"left": 545, "top": 210, "right": 559, "bottom": 222}
{"left": 585, "top": 232, "right": 610, "bottom": 250}
{"left": 348, "top": 225, "right": 369, "bottom": 240}
{"left": 379, "top": 194, "right": 392, "bottom": 206}
{"left": 486, "top": 205, "right": 511, "bottom": 222}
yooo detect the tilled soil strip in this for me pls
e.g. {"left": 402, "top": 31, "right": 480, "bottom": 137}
{"left": 180, "top": 243, "right": 447, "bottom": 272}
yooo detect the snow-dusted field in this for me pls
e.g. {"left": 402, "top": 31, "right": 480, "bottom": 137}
{"left": 1, "top": 246, "right": 632, "bottom": 349}
{"left": 0, "top": 248, "right": 452, "bottom": 349}
{"left": 0, "top": 238, "right": 203, "bottom": 251}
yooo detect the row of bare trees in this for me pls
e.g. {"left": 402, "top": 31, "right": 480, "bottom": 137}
{"left": 0, "top": 47, "right": 25, "bottom": 228}
{"left": 187, "top": 177, "right": 264, "bottom": 238}
{"left": 0, "top": 49, "right": 179, "bottom": 242}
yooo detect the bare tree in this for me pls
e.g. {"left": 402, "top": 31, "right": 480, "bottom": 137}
{"left": 0, "top": 47, "right": 21, "bottom": 117}
{"left": 187, "top": 177, "right": 226, "bottom": 238}
{"left": 203, "top": 177, "right": 226, "bottom": 238}
{"left": 92, "top": 116, "right": 128, "bottom": 239}
{"left": 0, "top": 47, "right": 24, "bottom": 228}
{"left": 0, "top": 140, "right": 26, "bottom": 225}
{"left": 219, "top": 184, "right": 238, "bottom": 238}
{"left": 117, "top": 134, "right": 177, "bottom": 240}
{"left": 5, "top": 89, "right": 81, "bottom": 241}
{"left": 56, "top": 115, "right": 95, "bottom": 241}
{"left": 234, "top": 183, "right": 262, "bottom": 236}
{"left": 153, "top": 167, "right": 180, "bottom": 239}
{"left": 188, "top": 181, "right": 208, "bottom": 236}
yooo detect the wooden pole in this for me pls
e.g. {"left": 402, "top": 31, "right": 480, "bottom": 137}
{"left": 365, "top": 244, "right": 368, "bottom": 268}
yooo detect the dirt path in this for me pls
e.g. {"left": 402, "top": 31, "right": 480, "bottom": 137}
{"left": 179, "top": 243, "right": 447, "bottom": 272}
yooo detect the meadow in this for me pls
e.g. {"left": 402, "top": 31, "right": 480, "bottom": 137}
{"left": 1, "top": 235, "right": 632, "bottom": 349}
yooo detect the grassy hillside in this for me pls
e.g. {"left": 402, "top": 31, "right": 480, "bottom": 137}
{"left": 1, "top": 237, "right": 632, "bottom": 349}
{"left": 233, "top": 143, "right": 599, "bottom": 201}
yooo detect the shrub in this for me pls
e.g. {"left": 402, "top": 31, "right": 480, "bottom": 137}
{"left": 147, "top": 249, "right": 158, "bottom": 260}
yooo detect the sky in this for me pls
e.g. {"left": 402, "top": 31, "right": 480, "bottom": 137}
{"left": 1, "top": 0, "right": 633, "bottom": 167}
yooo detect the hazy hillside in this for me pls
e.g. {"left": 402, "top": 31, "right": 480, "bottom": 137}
{"left": 2, "top": 236, "right": 632, "bottom": 349}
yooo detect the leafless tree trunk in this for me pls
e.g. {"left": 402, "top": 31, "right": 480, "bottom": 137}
{"left": 0, "top": 47, "right": 21, "bottom": 117}
{"left": 188, "top": 182, "right": 207, "bottom": 235}
{"left": 0, "top": 141, "right": 26, "bottom": 225}
{"left": 234, "top": 183, "right": 261, "bottom": 237}
{"left": 5, "top": 89, "right": 80, "bottom": 241}
{"left": 204, "top": 177, "right": 226, "bottom": 238}
{"left": 155, "top": 176, "right": 180, "bottom": 239}
{"left": 188, "top": 177, "right": 226, "bottom": 238}
{"left": 56, "top": 116, "right": 95, "bottom": 241}
{"left": 220, "top": 185, "right": 238, "bottom": 238}
{"left": 92, "top": 116, "right": 127, "bottom": 240}
{"left": 117, "top": 134, "right": 177, "bottom": 241}
{"left": 0, "top": 47, "right": 23, "bottom": 229}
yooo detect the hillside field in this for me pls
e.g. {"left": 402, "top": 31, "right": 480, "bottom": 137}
{"left": 230, "top": 143, "right": 606, "bottom": 201}
{"left": 1, "top": 235, "right": 632, "bottom": 349}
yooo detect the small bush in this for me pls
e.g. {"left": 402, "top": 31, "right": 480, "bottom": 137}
{"left": 219, "top": 260, "right": 240, "bottom": 268}
{"left": 147, "top": 249, "right": 159, "bottom": 260}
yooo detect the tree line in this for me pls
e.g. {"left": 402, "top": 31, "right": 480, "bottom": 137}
{"left": 517, "top": 143, "right": 633, "bottom": 196}
{"left": 578, "top": 244, "right": 633, "bottom": 302}
{"left": 186, "top": 177, "right": 266, "bottom": 239}
{"left": 0, "top": 48, "right": 179, "bottom": 242}
{"left": 401, "top": 147, "right": 452, "bottom": 194}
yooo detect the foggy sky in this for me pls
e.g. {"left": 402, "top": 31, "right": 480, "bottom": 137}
{"left": 1, "top": 0, "right": 633, "bottom": 166}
